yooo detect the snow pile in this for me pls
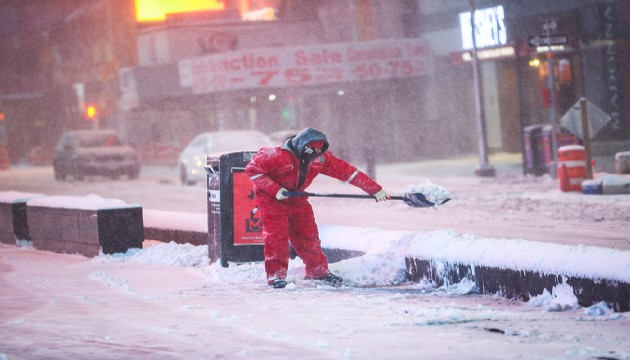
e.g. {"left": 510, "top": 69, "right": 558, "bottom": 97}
{"left": 0, "top": 191, "right": 45, "bottom": 203}
{"left": 404, "top": 181, "right": 451, "bottom": 206}
{"left": 93, "top": 223, "right": 630, "bottom": 286}
{"left": 91, "top": 240, "right": 625, "bottom": 319}
{"left": 330, "top": 252, "right": 408, "bottom": 287}
{"left": 318, "top": 226, "right": 630, "bottom": 283}
{"left": 27, "top": 194, "right": 138, "bottom": 210}
{"left": 527, "top": 285, "right": 622, "bottom": 318}
{"left": 528, "top": 283, "right": 580, "bottom": 312}
{"left": 91, "top": 223, "right": 630, "bottom": 307}
{"left": 95, "top": 241, "right": 208, "bottom": 267}
{"left": 16, "top": 240, "right": 32, "bottom": 248}
{"left": 404, "top": 231, "right": 630, "bottom": 283}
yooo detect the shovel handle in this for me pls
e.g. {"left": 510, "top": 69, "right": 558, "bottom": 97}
{"left": 283, "top": 191, "right": 405, "bottom": 201}
{"left": 283, "top": 191, "right": 449, "bottom": 208}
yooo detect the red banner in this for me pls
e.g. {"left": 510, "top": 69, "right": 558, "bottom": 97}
{"left": 179, "top": 38, "right": 429, "bottom": 94}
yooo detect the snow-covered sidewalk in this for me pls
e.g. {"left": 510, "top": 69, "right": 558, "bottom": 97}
{"left": 2, "top": 241, "right": 629, "bottom": 360}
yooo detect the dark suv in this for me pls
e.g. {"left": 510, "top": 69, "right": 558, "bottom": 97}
{"left": 53, "top": 129, "right": 140, "bottom": 181}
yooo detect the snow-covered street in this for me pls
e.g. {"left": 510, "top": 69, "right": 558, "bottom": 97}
{"left": 2, "top": 241, "right": 629, "bottom": 360}
{"left": 1, "top": 153, "right": 628, "bottom": 250}
{"left": 1, "top": 154, "right": 630, "bottom": 359}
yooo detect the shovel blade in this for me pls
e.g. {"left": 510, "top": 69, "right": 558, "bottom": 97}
{"left": 403, "top": 192, "right": 450, "bottom": 208}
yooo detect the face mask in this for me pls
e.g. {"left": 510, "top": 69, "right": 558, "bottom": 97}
{"left": 302, "top": 146, "right": 321, "bottom": 162}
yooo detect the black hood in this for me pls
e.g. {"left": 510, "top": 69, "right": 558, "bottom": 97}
{"left": 289, "top": 127, "right": 329, "bottom": 156}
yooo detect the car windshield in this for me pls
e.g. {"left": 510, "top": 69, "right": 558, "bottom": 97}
{"left": 76, "top": 133, "right": 122, "bottom": 147}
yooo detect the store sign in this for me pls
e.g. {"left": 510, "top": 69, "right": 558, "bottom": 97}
{"left": 460, "top": 45, "right": 515, "bottom": 62}
{"left": 178, "top": 38, "right": 429, "bottom": 94}
{"left": 460, "top": 5, "right": 507, "bottom": 50}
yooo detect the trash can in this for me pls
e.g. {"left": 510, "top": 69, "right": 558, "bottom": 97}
{"left": 523, "top": 125, "right": 580, "bottom": 176}
{"left": 207, "top": 151, "right": 264, "bottom": 267}
{"left": 523, "top": 125, "right": 546, "bottom": 176}
{"left": 541, "top": 125, "right": 580, "bottom": 173}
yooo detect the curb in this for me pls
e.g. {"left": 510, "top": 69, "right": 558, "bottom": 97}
{"left": 405, "top": 258, "right": 630, "bottom": 312}
{"left": 144, "top": 227, "right": 207, "bottom": 246}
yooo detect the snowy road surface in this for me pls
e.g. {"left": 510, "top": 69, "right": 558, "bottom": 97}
{"left": 1, "top": 154, "right": 628, "bottom": 250}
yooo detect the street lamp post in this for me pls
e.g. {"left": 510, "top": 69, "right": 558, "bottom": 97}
{"left": 467, "top": 0, "right": 496, "bottom": 177}
{"left": 544, "top": 19, "right": 559, "bottom": 179}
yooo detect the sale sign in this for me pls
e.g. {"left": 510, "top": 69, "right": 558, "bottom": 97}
{"left": 232, "top": 171, "right": 264, "bottom": 246}
{"left": 179, "top": 38, "right": 429, "bottom": 94}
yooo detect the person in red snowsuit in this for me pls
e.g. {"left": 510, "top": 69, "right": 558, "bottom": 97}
{"left": 245, "top": 127, "right": 389, "bottom": 288}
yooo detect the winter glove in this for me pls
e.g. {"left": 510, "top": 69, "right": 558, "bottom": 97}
{"left": 276, "top": 188, "right": 289, "bottom": 200}
{"left": 372, "top": 189, "right": 390, "bottom": 202}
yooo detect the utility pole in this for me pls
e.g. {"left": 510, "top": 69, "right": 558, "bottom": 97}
{"left": 354, "top": 0, "right": 377, "bottom": 179}
{"left": 467, "top": 0, "right": 495, "bottom": 177}
{"left": 544, "top": 19, "right": 559, "bottom": 179}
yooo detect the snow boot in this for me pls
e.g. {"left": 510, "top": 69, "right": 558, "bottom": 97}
{"left": 270, "top": 279, "right": 287, "bottom": 289}
{"left": 313, "top": 273, "right": 343, "bottom": 287}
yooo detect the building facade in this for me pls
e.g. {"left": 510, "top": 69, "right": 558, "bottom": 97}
{"left": 119, "top": 0, "right": 630, "bottom": 168}
{"left": 420, "top": 0, "right": 630, "bottom": 166}
{"left": 1, "top": 0, "right": 628, "bottom": 170}
{"left": 0, "top": 0, "right": 137, "bottom": 163}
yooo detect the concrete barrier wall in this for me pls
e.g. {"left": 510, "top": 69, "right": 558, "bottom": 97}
{"left": 27, "top": 204, "right": 143, "bottom": 258}
{"left": 405, "top": 258, "right": 630, "bottom": 312}
{"left": 0, "top": 202, "right": 28, "bottom": 245}
{"left": 0, "top": 192, "right": 45, "bottom": 245}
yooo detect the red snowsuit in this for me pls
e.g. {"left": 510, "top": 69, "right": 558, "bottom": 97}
{"left": 245, "top": 133, "right": 382, "bottom": 282}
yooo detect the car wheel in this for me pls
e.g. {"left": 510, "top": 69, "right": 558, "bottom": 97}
{"left": 53, "top": 166, "right": 66, "bottom": 181}
{"left": 180, "top": 165, "right": 195, "bottom": 186}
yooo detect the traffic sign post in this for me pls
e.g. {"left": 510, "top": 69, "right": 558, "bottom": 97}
{"left": 528, "top": 34, "right": 569, "bottom": 47}
{"left": 543, "top": 20, "right": 560, "bottom": 179}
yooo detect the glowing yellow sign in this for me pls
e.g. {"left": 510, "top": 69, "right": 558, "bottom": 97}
{"left": 135, "top": 0, "right": 225, "bottom": 22}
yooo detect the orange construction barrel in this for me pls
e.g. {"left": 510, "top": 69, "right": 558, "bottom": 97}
{"left": 557, "top": 145, "right": 586, "bottom": 192}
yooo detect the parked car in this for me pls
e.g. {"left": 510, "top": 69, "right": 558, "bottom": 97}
{"left": 53, "top": 129, "right": 140, "bottom": 181}
{"left": 178, "top": 130, "right": 275, "bottom": 185}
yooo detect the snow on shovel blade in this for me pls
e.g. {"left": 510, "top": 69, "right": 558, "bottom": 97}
{"left": 400, "top": 192, "right": 450, "bottom": 208}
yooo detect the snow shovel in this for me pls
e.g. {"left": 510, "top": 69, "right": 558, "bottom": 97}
{"left": 282, "top": 191, "right": 450, "bottom": 208}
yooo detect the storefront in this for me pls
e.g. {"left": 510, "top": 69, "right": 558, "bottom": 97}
{"left": 117, "top": 35, "right": 434, "bottom": 163}
{"left": 116, "top": 0, "right": 629, "bottom": 168}
{"left": 441, "top": 0, "right": 629, "bottom": 162}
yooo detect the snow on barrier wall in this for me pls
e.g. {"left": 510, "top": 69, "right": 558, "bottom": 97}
{"left": 405, "top": 259, "right": 630, "bottom": 313}
{"left": 319, "top": 225, "right": 630, "bottom": 313}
